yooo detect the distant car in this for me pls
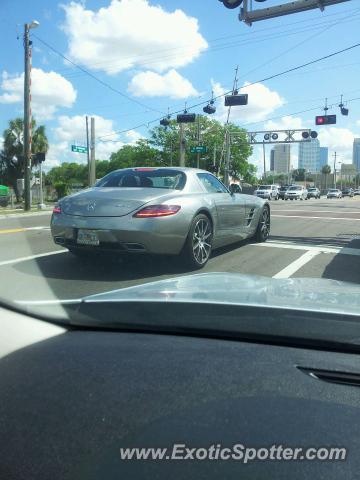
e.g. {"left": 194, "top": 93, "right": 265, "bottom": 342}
{"left": 354, "top": 189, "right": 360, "bottom": 196}
{"left": 254, "top": 184, "right": 279, "bottom": 200}
{"left": 307, "top": 187, "right": 321, "bottom": 199}
{"left": 284, "top": 185, "right": 308, "bottom": 200}
{"left": 342, "top": 188, "right": 354, "bottom": 197}
{"left": 327, "top": 189, "right": 342, "bottom": 199}
{"left": 229, "top": 183, "right": 242, "bottom": 194}
{"left": 278, "top": 185, "right": 290, "bottom": 200}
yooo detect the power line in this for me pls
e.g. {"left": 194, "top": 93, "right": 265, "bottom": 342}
{"left": 57, "top": 14, "right": 360, "bottom": 81}
{"left": 31, "top": 34, "right": 164, "bottom": 115}
{"left": 98, "top": 41, "right": 360, "bottom": 141}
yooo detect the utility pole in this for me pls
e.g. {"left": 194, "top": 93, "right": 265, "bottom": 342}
{"left": 179, "top": 123, "right": 186, "bottom": 167}
{"left": 23, "top": 24, "right": 32, "bottom": 211}
{"left": 86, "top": 116, "right": 90, "bottom": 186}
{"left": 23, "top": 20, "right": 39, "bottom": 211}
{"left": 333, "top": 151, "right": 337, "bottom": 188}
{"left": 196, "top": 114, "right": 201, "bottom": 169}
{"left": 262, "top": 142, "right": 266, "bottom": 180}
{"left": 90, "top": 117, "right": 96, "bottom": 186}
{"left": 213, "top": 145, "right": 217, "bottom": 169}
{"left": 224, "top": 130, "right": 231, "bottom": 187}
{"left": 38, "top": 161, "right": 45, "bottom": 208}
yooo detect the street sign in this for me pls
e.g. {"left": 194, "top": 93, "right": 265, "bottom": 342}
{"left": 71, "top": 145, "right": 88, "bottom": 154}
{"left": 191, "top": 146, "right": 207, "bottom": 154}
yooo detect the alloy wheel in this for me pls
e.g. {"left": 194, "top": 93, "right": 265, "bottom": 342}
{"left": 260, "top": 208, "right": 270, "bottom": 240}
{"left": 192, "top": 218, "right": 212, "bottom": 265}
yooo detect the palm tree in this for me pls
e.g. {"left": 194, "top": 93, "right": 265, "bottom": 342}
{"left": 321, "top": 165, "right": 331, "bottom": 190}
{"left": 0, "top": 118, "right": 49, "bottom": 200}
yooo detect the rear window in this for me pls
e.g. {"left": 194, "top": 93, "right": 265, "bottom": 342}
{"left": 288, "top": 186, "right": 302, "bottom": 191}
{"left": 258, "top": 185, "right": 271, "bottom": 190}
{"left": 95, "top": 169, "right": 186, "bottom": 190}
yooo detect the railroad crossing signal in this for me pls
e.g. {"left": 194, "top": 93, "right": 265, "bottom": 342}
{"left": 71, "top": 145, "right": 88, "bottom": 154}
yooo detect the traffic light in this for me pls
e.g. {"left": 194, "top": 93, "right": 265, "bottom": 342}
{"left": 224, "top": 93, "right": 248, "bottom": 107}
{"left": 160, "top": 116, "right": 171, "bottom": 127}
{"left": 177, "top": 113, "right": 196, "bottom": 123}
{"left": 35, "top": 152, "right": 46, "bottom": 163}
{"left": 315, "top": 115, "right": 336, "bottom": 125}
{"left": 203, "top": 102, "right": 216, "bottom": 114}
{"left": 219, "top": 0, "right": 243, "bottom": 9}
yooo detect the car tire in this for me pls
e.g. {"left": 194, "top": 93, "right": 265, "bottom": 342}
{"left": 254, "top": 206, "right": 270, "bottom": 243}
{"left": 182, "top": 214, "right": 213, "bottom": 269}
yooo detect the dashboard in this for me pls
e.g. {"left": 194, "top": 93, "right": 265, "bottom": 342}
{"left": 1, "top": 305, "right": 360, "bottom": 479}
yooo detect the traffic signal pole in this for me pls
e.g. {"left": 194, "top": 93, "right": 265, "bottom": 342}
{"left": 23, "top": 24, "right": 32, "bottom": 211}
{"left": 90, "top": 117, "right": 96, "bottom": 186}
{"left": 179, "top": 123, "right": 186, "bottom": 167}
{"left": 86, "top": 116, "right": 90, "bottom": 186}
{"left": 196, "top": 115, "right": 201, "bottom": 169}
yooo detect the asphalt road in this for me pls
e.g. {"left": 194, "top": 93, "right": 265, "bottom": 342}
{"left": 0, "top": 197, "right": 360, "bottom": 304}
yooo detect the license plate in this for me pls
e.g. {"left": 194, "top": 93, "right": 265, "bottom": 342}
{"left": 77, "top": 229, "right": 100, "bottom": 246}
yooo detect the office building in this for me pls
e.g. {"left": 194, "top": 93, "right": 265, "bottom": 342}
{"left": 353, "top": 138, "right": 360, "bottom": 171}
{"left": 319, "top": 147, "right": 328, "bottom": 170}
{"left": 270, "top": 148, "right": 275, "bottom": 172}
{"left": 298, "top": 138, "right": 320, "bottom": 172}
{"left": 273, "top": 144, "right": 290, "bottom": 174}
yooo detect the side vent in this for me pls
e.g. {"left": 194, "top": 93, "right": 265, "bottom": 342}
{"left": 246, "top": 208, "right": 255, "bottom": 226}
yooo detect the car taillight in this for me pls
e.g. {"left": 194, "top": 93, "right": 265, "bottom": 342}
{"left": 134, "top": 205, "right": 181, "bottom": 218}
{"left": 53, "top": 205, "right": 61, "bottom": 214}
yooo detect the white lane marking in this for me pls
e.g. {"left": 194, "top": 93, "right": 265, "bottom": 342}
{"left": 271, "top": 209, "right": 360, "bottom": 214}
{"left": 0, "top": 211, "right": 52, "bottom": 220}
{"left": 0, "top": 250, "right": 66, "bottom": 267}
{"left": 252, "top": 240, "right": 360, "bottom": 256}
{"left": 272, "top": 214, "right": 360, "bottom": 221}
{"left": 254, "top": 240, "right": 360, "bottom": 257}
{"left": 273, "top": 250, "right": 320, "bottom": 279}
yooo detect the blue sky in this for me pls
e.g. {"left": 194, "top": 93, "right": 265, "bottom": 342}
{"left": 1, "top": 0, "right": 360, "bottom": 172}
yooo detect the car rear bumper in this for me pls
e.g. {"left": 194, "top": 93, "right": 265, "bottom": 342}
{"left": 50, "top": 212, "right": 190, "bottom": 255}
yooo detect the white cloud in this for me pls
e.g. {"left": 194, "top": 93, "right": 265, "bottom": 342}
{"left": 62, "top": 0, "right": 208, "bottom": 74}
{"left": 212, "top": 80, "right": 284, "bottom": 124}
{"left": 128, "top": 69, "right": 199, "bottom": 99}
{"left": 317, "top": 127, "right": 357, "bottom": 164}
{"left": 264, "top": 115, "right": 305, "bottom": 131}
{"left": 0, "top": 69, "right": 77, "bottom": 120}
{"left": 47, "top": 114, "right": 143, "bottom": 168}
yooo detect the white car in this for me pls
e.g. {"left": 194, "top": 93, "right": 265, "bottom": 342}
{"left": 254, "top": 184, "right": 279, "bottom": 200}
{"left": 284, "top": 185, "right": 308, "bottom": 200}
{"left": 327, "top": 189, "right": 342, "bottom": 199}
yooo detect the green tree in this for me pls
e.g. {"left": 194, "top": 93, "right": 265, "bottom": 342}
{"left": 322, "top": 164, "right": 331, "bottom": 189}
{"left": 0, "top": 117, "right": 49, "bottom": 200}
{"left": 149, "top": 117, "right": 254, "bottom": 180}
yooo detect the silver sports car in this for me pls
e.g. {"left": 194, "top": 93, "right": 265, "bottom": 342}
{"left": 51, "top": 167, "right": 270, "bottom": 268}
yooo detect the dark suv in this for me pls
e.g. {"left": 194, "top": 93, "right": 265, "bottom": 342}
{"left": 278, "top": 185, "right": 290, "bottom": 200}
{"left": 342, "top": 188, "right": 354, "bottom": 197}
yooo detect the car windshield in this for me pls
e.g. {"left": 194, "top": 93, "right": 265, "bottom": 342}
{"left": 1, "top": 0, "right": 360, "bottom": 343}
{"left": 95, "top": 169, "right": 186, "bottom": 190}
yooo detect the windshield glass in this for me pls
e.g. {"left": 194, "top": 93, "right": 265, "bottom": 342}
{"left": 1, "top": 0, "right": 360, "bottom": 339}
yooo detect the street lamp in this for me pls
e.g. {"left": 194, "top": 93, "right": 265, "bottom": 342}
{"left": 23, "top": 20, "right": 40, "bottom": 211}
